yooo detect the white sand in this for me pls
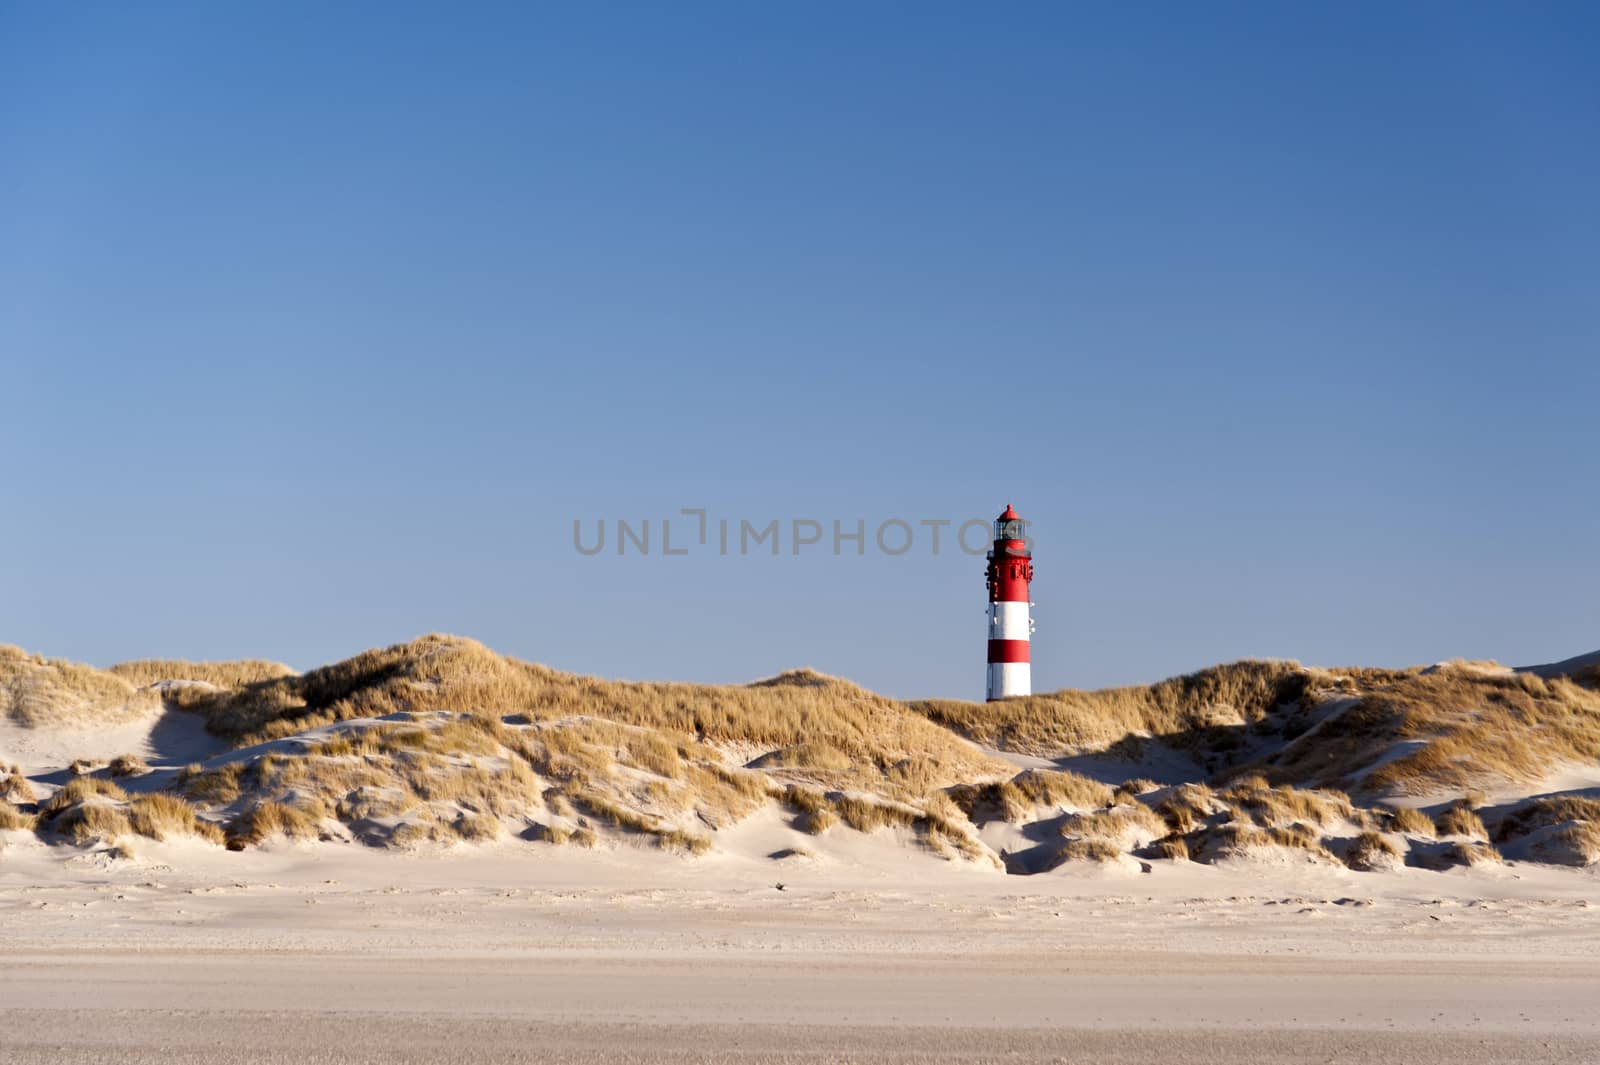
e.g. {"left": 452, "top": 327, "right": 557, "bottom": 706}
{"left": 0, "top": 706, "right": 224, "bottom": 779}
{"left": 3, "top": 824, "right": 1598, "bottom": 1064}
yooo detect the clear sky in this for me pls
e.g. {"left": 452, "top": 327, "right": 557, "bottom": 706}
{"left": 2, "top": 3, "right": 1596, "bottom": 699}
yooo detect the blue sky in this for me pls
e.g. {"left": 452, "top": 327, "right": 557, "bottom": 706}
{"left": 2, "top": 3, "right": 1596, "bottom": 698}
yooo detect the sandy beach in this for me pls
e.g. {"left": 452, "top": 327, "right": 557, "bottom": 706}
{"left": 4, "top": 832, "right": 1598, "bottom": 1064}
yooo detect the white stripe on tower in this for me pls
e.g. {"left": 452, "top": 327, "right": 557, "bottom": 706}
{"left": 988, "top": 662, "right": 1031, "bottom": 701}
{"left": 988, "top": 601, "right": 1031, "bottom": 640}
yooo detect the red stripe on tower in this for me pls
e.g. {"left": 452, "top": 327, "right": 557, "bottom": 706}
{"left": 985, "top": 504, "right": 1033, "bottom": 700}
{"left": 987, "top": 639, "right": 1030, "bottom": 663}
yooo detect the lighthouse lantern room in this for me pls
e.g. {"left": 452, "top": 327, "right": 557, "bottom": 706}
{"left": 985, "top": 504, "right": 1033, "bottom": 701}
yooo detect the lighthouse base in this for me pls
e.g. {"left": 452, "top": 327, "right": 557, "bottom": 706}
{"left": 986, "top": 662, "right": 1031, "bottom": 701}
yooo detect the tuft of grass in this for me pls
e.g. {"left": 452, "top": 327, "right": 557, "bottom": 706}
{"left": 1156, "top": 784, "right": 1218, "bottom": 834}
{"left": 1155, "top": 836, "right": 1189, "bottom": 861}
{"left": 0, "top": 767, "right": 37, "bottom": 805}
{"left": 108, "top": 753, "right": 149, "bottom": 777}
{"left": 801, "top": 807, "right": 838, "bottom": 834}
{"left": 526, "top": 822, "right": 572, "bottom": 845}
{"left": 52, "top": 802, "right": 133, "bottom": 843}
{"left": 1443, "top": 840, "right": 1503, "bottom": 868}
{"left": 782, "top": 785, "right": 829, "bottom": 816}
{"left": 1265, "top": 823, "right": 1325, "bottom": 852}
{"left": 128, "top": 794, "right": 225, "bottom": 844}
{"left": 1345, "top": 830, "right": 1402, "bottom": 871}
{"left": 1437, "top": 803, "right": 1488, "bottom": 840}
{"left": 39, "top": 777, "right": 128, "bottom": 818}
{"left": 0, "top": 802, "right": 36, "bottom": 831}
{"left": 389, "top": 820, "right": 451, "bottom": 847}
{"left": 453, "top": 813, "right": 502, "bottom": 841}
{"left": 183, "top": 762, "right": 244, "bottom": 804}
{"left": 656, "top": 828, "right": 713, "bottom": 855}
{"left": 1388, "top": 806, "right": 1436, "bottom": 838}
{"left": 226, "top": 801, "right": 323, "bottom": 847}
{"left": 1050, "top": 838, "right": 1124, "bottom": 865}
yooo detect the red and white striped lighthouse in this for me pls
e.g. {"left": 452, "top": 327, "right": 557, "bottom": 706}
{"left": 985, "top": 504, "right": 1033, "bottom": 701}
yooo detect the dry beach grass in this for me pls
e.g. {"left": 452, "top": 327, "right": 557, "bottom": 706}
{"left": 0, "top": 644, "right": 160, "bottom": 727}
{"left": 915, "top": 657, "right": 1600, "bottom": 800}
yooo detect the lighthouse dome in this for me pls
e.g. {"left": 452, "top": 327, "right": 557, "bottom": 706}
{"left": 994, "top": 504, "right": 1025, "bottom": 542}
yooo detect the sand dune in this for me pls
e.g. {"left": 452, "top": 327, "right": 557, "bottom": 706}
{"left": 3, "top": 635, "right": 1598, "bottom": 875}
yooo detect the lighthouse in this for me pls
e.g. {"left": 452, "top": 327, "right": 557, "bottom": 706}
{"left": 985, "top": 504, "right": 1033, "bottom": 700}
